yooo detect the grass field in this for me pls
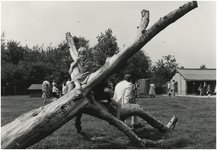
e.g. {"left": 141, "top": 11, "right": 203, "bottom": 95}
{"left": 1, "top": 95, "right": 216, "bottom": 149}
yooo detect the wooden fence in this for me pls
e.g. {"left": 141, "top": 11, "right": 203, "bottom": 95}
{"left": 1, "top": 85, "right": 29, "bottom": 96}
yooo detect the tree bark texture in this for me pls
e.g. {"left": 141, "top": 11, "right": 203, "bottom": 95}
{"left": 65, "top": 32, "right": 79, "bottom": 79}
{"left": 1, "top": 1, "right": 197, "bottom": 149}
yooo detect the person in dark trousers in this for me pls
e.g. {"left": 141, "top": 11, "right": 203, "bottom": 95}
{"left": 198, "top": 84, "right": 203, "bottom": 96}
{"left": 202, "top": 82, "right": 207, "bottom": 96}
{"left": 171, "top": 80, "right": 175, "bottom": 97}
{"left": 192, "top": 82, "right": 196, "bottom": 96}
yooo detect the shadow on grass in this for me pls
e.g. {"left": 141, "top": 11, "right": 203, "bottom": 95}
{"left": 159, "top": 136, "right": 194, "bottom": 149}
{"left": 134, "top": 127, "right": 194, "bottom": 149}
{"left": 134, "top": 127, "right": 165, "bottom": 141}
{"left": 85, "top": 128, "right": 194, "bottom": 149}
{"left": 91, "top": 141, "right": 129, "bottom": 149}
{"left": 78, "top": 132, "right": 130, "bottom": 149}
{"left": 77, "top": 132, "right": 95, "bottom": 141}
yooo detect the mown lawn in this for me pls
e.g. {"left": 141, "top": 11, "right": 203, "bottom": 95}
{"left": 1, "top": 95, "right": 216, "bottom": 149}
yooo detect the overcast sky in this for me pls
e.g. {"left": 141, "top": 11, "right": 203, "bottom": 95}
{"left": 1, "top": 1, "right": 216, "bottom": 68}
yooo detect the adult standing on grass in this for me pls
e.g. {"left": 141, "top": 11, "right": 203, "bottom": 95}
{"left": 52, "top": 79, "right": 57, "bottom": 98}
{"left": 202, "top": 82, "right": 207, "bottom": 96}
{"left": 198, "top": 84, "right": 203, "bottom": 96}
{"left": 171, "top": 80, "right": 175, "bottom": 97}
{"left": 62, "top": 80, "right": 67, "bottom": 96}
{"left": 42, "top": 77, "right": 50, "bottom": 104}
{"left": 149, "top": 81, "right": 156, "bottom": 98}
{"left": 113, "top": 74, "right": 145, "bottom": 129}
{"left": 66, "top": 78, "right": 72, "bottom": 93}
{"left": 192, "top": 82, "right": 196, "bottom": 96}
{"left": 206, "top": 84, "right": 212, "bottom": 98}
{"left": 52, "top": 83, "right": 59, "bottom": 100}
{"left": 167, "top": 80, "right": 171, "bottom": 97}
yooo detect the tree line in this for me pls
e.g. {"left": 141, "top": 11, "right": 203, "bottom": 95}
{"left": 1, "top": 29, "right": 179, "bottom": 91}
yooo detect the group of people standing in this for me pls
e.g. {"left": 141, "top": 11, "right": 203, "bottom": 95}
{"left": 42, "top": 78, "right": 69, "bottom": 104}
{"left": 194, "top": 82, "right": 212, "bottom": 97}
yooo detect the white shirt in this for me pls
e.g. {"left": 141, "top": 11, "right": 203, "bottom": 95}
{"left": 62, "top": 84, "right": 67, "bottom": 95}
{"left": 167, "top": 82, "right": 171, "bottom": 89}
{"left": 113, "top": 80, "right": 133, "bottom": 105}
{"left": 52, "top": 86, "right": 58, "bottom": 93}
{"left": 150, "top": 83, "right": 155, "bottom": 88}
{"left": 66, "top": 80, "right": 71, "bottom": 87}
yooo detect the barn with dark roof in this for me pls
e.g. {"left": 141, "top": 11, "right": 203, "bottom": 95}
{"left": 27, "top": 84, "right": 42, "bottom": 97}
{"left": 172, "top": 68, "right": 216, "bottom": 95}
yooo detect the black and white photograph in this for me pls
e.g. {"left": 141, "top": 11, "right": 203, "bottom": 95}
{"left": 1, "top": 1, "right": 216, "bottom": 149}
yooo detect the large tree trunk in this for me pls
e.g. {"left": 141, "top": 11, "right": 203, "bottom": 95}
{"left": 1, "top": 1, "right": 197, "bottom": 149}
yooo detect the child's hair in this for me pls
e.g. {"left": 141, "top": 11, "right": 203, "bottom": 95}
{"left": 78, "top": 47, "right": 92, "bottom": 59}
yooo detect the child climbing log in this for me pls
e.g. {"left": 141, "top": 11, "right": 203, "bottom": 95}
{"left": 1, "top": 1, "right": 197, "bottom": 149}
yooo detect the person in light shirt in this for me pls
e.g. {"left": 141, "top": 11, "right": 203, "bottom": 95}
{"left": 113, "top": 74, "right": 145, "bottom": 129}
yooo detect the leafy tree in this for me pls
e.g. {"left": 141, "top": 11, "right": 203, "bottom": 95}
{"left": 125, "top": 50, "right": 152, "bottom": 82}
{"left": 1, "top": 38, "right": 29, "bottom": 86}
{"left": 20, "top": 45, "right": 51, "bottom": 85}
{"left": 111, "top": 50, "right": 152, "bottom": 84}
{"left": 73, "top": 36, "right": 90, "bottom": 50}
{"left": 3, "top": 40, "right": 26, "bottom": 65}
{"left": 152, "top": 55, "right": 178, "bottom": 86}
{"left": 91, "top": 28, "right": 119, "bottom": 68}
{"left": 1, "top": 62, "right": 17, "bottom": 86}
{"left": 91, "top": 28, "right": 152, "bottom": 84}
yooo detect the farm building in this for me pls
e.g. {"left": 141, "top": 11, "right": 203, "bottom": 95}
{"left": 137, "top": 78, "right": 152, "bottom": 95}
{"left": 172, "top": 68, "right": 216, "bottom": 95}
{"left": 27, "top": 84, "right": 42, "bottom": 97}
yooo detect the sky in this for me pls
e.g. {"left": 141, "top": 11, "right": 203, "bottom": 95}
{"left": 1, "top": 1, "right": 216, "bottom": 68}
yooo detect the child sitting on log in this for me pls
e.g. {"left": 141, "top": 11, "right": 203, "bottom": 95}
{"left": 69, "top": 47, "right": 93, "bottom": 96}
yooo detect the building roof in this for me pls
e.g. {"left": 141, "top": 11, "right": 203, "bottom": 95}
{"left": 28, "top": 84, "right": 42, "bottom": 90}
{"left": 176, "top": 68, "right": 216, "bottom": 81}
